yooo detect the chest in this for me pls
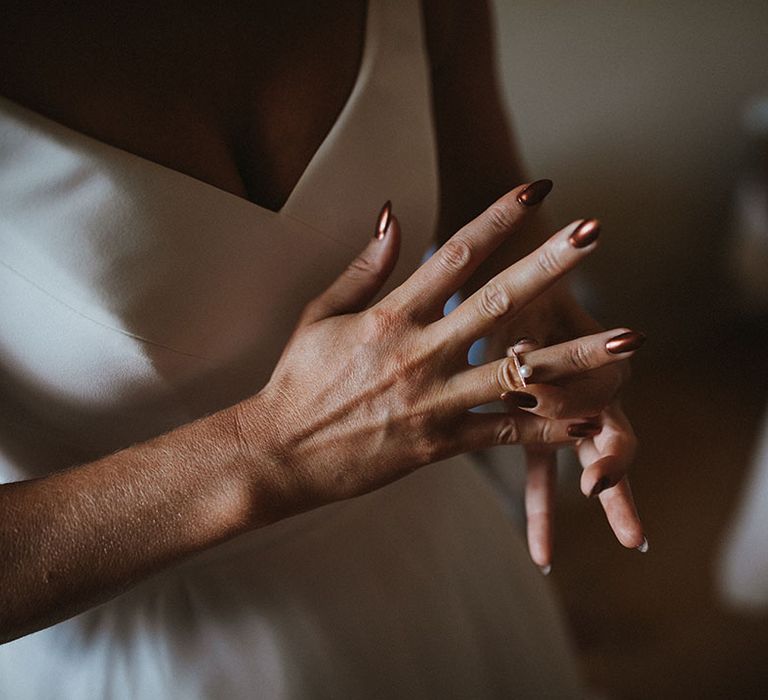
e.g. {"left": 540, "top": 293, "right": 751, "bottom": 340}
{"left": 0, "top": 0, "right": 440, "bottom": 467}
{"left": 0, "top": 0, "right": 366, "bottom": 211}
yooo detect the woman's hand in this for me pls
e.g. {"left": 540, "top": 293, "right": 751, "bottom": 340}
{"left": 236, "top": 185, "right": 633, "bottom": 522}
{"left": 499, "top": 335, "right": 646, "bottom": 573}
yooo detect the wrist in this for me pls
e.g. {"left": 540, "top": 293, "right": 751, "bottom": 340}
{"left": 222, "top": 389, "right": 303, "bottom": 527}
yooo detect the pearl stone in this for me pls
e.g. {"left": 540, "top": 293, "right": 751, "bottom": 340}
{"left": 519, "top": 364, "right": 533, "bottom": 379}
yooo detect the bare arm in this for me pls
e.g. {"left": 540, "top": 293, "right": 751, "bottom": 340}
{"left": 2, "top": 189, "right": 624, "bottom": 644}
{"left": 0, "top": 400, "right": 284, "bottom": 644}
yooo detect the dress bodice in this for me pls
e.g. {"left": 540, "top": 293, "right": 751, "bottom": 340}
{"left": 0, "top": 0, "right": 438, "bottom": 475}
{"left": 0, "top": 3, "right": 586, "bottom": 697}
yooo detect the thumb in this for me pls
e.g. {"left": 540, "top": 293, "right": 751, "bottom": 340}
{"left": 300, "top": 201, "right": 401, "bottom": 325}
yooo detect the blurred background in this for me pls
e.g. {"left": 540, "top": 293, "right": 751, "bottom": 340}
{"left": 491, "top": 1, "right": 768, "bottom": 697}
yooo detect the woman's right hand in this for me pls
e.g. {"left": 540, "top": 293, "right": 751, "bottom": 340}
{"left": 236, "top": 184, "right": 625, "bottom": 515}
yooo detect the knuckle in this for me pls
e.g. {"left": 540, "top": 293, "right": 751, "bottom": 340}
{"left": 412, "top": 424, "right": 444, "bottom": 465}
{"left": 496, "top": 357, "right": 521, "bottom": 392}
{"left": 345, "top": 252, "right": 379, "bottom": 281}
{"left": 363, "top": 304, "right": 401, "bottom": 337}
{"left": 486, "top": 201, "right": 519, "bottom": 233}
{"left": 535, "top": 245, "right": 563, "bottom": 278}
{"left": 478, "top": 282, "right": 514, "bottom": 321}
{"left": 567, "top": 342, "right": 595, "bottom": 372}
{"left": 438, "top": 238, "right": 473, "bottom": 273}
{"left": 537, "top": 420, "right": 556, "bottom": 444}
{"left": 495, "top": 417, "right": 521, "bottom": 445}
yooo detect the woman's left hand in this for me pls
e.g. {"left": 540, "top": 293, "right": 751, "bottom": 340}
{"left": 485, "top": 293, "right": 647, "bottom": 572}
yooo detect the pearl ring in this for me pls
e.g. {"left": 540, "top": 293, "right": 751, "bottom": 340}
{"left": 509, "top": 347, "right": 533, "bottom": 388}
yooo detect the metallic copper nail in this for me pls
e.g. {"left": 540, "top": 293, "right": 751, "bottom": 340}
{"left": 567, "top": 422, "right": 602, "bottom": 438}
{"left": 500, "top": 391, "right": 538, "bottom": 408}
{"left": 516, "top": 179, "right": 553, "bottom": 207}
{"left": 374, "top": 200, "right": 392, "bottom": 239}
{"left": 568, "top": 219, "right": 601, "bottom": 248}
{"left": 589, "top": 475, "right": 612, "bottom": 498}
{"left": 605, "top": 330, "right": 646, "bottom": 354}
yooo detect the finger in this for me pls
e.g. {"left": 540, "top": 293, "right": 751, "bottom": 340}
{"left": 524, "top": 446, "right": 557, "bottom": 572}
{"left": 597, "top": 476, "right": 646, "bottom": 550}
{"left": 499, "top": 383, "right": 613, "bottom": 419}
{"left": 511, "top": 329, "right": 645, "bottom": 384}
{"left": 448, "top": 336, "right": 631, "bottom": 413}
{"left": 577, "top": 403, "right": 637, "bottom": 497}
{"left": 576, "top": 405, "right": 646, "bottom": 550}
{"left": 300, "top": 203, "right": 400, "bottom": 325}
{"left": 456, "top": 412, "right": 602, "bottom": 451}
{"left": 508, "top": 337, "right": 540, "bottom": 354}
{"left": 390, "top": 182, "right": 552, "bottom": 317}
{"left": 431, "top": 218, "right": 600, "bottom": 348}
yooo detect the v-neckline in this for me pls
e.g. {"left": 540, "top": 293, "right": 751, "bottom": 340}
{"left": 0, "top": 1, "right": 373, "bottom": 219}
{"left": 264, "top": 0, "right": 372, "bottom": 215}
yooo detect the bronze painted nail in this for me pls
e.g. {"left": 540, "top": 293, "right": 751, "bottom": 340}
{"left": 516, "top": 179, "right": 553, "bottom": 207}
{"left": 568, "top": 219, "right": 601, "bottom": 248}
{"left": 500, "top": 391, "right": 538, "bottom": 408}
{"left": 605, "top": 330, "right": 646, "bottom": 354}
{"left": 589, "top": 475, "right": 612, "bottom": 498}
{"left": 374, "top": 200, "right": 392, "bottom": 239}
{"left": 567, "top": 422, "right": 602, "bottom": 439}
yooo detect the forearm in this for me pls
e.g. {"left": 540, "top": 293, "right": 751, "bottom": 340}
{"left": 0, "top": 396, "right": 285, "bottom": 644}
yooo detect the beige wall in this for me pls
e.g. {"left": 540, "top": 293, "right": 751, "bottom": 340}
{"left": 492, "top": 0, "right": 768, "bottom": 348}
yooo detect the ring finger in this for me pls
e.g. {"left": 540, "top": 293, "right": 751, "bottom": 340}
{"left": 446, "top": 328, "right": 645, "bottom": 410}
{"left": 511, "top": 329, "right": 645, "bottom": 384}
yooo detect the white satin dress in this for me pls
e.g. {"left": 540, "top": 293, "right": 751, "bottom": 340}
{"left": 0, "top": 1, "right": 584, "bottom": 697}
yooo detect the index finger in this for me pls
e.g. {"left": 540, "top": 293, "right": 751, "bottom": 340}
{"left": 390, "top": 181, "right": 552, "bottom": 317}
{"left": 432, "top": 218, "right": 600, "bottom": 349}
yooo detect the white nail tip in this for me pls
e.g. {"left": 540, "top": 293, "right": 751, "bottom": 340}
{"left": 636, "top": 537, "right": 649, "bottom": 553}
{"left": 539, "top": 564, "right": 552, "bottom": 576}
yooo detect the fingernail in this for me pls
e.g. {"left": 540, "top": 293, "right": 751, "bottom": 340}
{"left": 567, "top": 422, "right": 602, "bottom": 438}
{"left": 516, "top": 179, "right": 553, "bottom": 207}
{"left": 500, "top": 391, "right": 538, "bottom": 408}
{"left": 568, "top": 218, "right": 601, "bottom": 248}
{"left": 374, "top": 200, "right": 392, "bottom": 239}
{"left": 539, "top": 564, "right": 552, "bottom": 576}
{"left": 589, "top": 475, "right": 613, "bottom": 498}
{"left": 637, "top": 537, "right": 649, "bottom": 553}
{"left": 605, "top": 330, "right": 646, "bottom": 354}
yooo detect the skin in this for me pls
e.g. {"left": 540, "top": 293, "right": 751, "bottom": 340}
{"left": 0, "top": 0, "right": 644, "bottom": 642}
{"left": 425, "top": 0, "right": 644, "bottom": 567}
